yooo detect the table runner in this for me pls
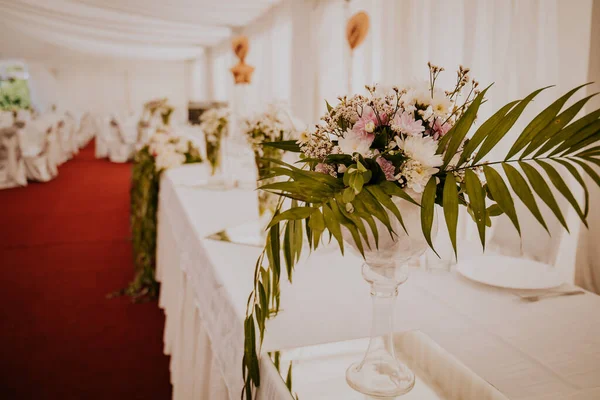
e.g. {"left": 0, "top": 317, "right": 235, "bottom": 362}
{"left": 157, "top": 164, "right": 600, "bottom": 400}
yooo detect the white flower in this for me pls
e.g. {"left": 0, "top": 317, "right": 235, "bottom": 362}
{"left": 155, "top": 149, "right": 185, "bottom": 171}
{"left": 364, "top": 121, "right": 375, "bottom": 133}
{"left": 296, "top": 131, "right": 310, "bottom": 144}
{"left": 419, "top": 105, "right": 434, "bottom": 120}
{"left": 175, "top": 138, "right": 189, "bottom": 153}
{"left": 150, "top": 132, "right": 169, "bottom": 145}
{"left": 398, "top": 160, "right": 439, "bottom": 193}
{"left": 338, "top": 129, "right": 373, "bottom": 157}
{"left": 431, "top": 92, "right": 453, "bottom": 117}
{"left": 395, "top": 135, "right": 443, "bottom": 168}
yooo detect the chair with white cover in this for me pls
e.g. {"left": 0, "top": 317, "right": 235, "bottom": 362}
{"left": 55, "top": 118, "right": 74, "bottom": 162}
{"left": 43, "top": 121, "right": 64, "bottom": 171}
{"left": 77, "top": 112, "right": 96, "bottom": 149}
{"left": 0, "top": 111, "right": 14, "bottom": 129}
{"left": 95, "top": 116, "right": 111, "bottom": 159}
{"left": 107, "top": 117, "right": 136, "bottom": 163}
{"left": 64, "top": 113, "right": 79, "bottom": 156}
{"left": 15, "top": 109, "right": 32, "bottom": 124}
{"left": 18, "top": 120, "right": 58, "bottom": 182}
{"left": 0, "top": 126, "right": 27, "bottom": 189}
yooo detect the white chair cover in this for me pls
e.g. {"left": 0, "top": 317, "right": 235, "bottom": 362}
{"left": 77, "top": 112, "right": 96, "bottom": 149}
{"left": 0, "top": 127, "right": 27, "bottom": 189}
{"left": 45, "top": 124, "right": 64, "bottom": 170}
{"left": 64, "top": 113, "right": 79, "bottom": 156}
{"left": 95, "top": 116, "right": 110, "bottom": 159}
{"left": 56, "top": 119, "right": 74, "bottom": 163}
{"left": 107, "top": 118, "right": 136, "bottom": 163}
{"left": 18, "top": 122, "right": 58, "bottom": 182}
{"left": 0, "top": 111, "right": 14, "bottom": 129}
{"left": 15, "top": 109, "right": 32, "bottom": 123}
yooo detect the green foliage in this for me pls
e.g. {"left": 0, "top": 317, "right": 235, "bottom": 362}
{"left": 0, "top": 78, "right": 31, "bottom": 111}
{"left": 120, "top": 144, "right": 202, "bottom": 301}
{"left": 242, "top": 84, "right": 600, "bottom": 398}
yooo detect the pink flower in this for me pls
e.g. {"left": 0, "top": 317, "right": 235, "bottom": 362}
{"left": 391, "top": 112, "right": 425, "bottom": 136}
{"left": 376, "top": 157, "right": 396, "bottom": 181}
{"left": 315, "top": 163, "right": 336, "bottom": 177}
{"left": 352, "top": 107, "right": 388, "bottom": 137}
{"left": 338, "top": 129, "right": 374, "bottom": 156}
{"left": 432, "top": 119, "right": 452, "bottom": 140}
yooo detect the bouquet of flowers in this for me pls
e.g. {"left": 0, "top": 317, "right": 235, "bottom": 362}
{"left": 241, "top": 64, "right": 600, "bottom": 398}
{"left": 141, "top": 98, "right": 174, "bottom": 127}
{"left": 124, "top": 128, "right": 202, "bottom": 300}
{"left": 147, "top": 129, "right": 201, "bottom": 172}
{"left": 199, "top": 107, "right": 229, "bottom": 175}
{"left": 242, "top": 104, "right": 297, "bottom": 217}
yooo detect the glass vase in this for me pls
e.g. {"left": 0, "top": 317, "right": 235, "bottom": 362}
{"left": 205, "top": 133, "right": 227, "bottom": 188}
{"left": 343, "top": 194, "right": 437, "bottom": 397}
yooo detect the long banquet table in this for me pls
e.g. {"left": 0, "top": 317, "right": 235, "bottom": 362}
{"left": 156, "top": 164, "right": 600, "bottom": 400}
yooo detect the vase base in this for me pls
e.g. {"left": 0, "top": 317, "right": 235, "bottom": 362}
{"left": 346, "top": 360, "right": 415, "bottom": 398}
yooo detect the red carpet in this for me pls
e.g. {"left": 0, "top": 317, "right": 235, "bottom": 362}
{"left": 0, "top": 142, "right": 172, "bottom": 399}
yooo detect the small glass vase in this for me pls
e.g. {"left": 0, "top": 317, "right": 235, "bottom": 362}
{"left": 343, "top": 195, "right": 437, "bottom": 397}
{"left": 205, "top": 135, "right": 227, "bottom": 188}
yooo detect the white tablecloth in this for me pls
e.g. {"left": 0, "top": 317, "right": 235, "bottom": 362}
{"left": 157, "top": 164, "right": 600, "bottom": 400}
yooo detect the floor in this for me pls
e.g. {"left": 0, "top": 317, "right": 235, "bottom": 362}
{"left": 0, "top": 142, "right": 172, "bottom": 399}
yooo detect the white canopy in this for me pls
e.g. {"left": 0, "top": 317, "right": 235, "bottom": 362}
{"left": 0, "top": 0, "right": 279, "bottom": 61}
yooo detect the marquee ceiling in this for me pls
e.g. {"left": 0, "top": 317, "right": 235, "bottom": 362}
{"left": 0, "top": 0, "right": 280, "bottom": 61}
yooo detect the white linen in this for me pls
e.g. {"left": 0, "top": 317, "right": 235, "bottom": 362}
{"left": 0, "top": 111, "right": 14, "bottom": 129}
{"left": 106, "top": 118, "right": 137, "bottom": 163}
{"left": 95, "top": 116, "right": 110, "bottom": 159}
{"left": 77, "top": 113, "right": 96, "bottom": 149}
{"left": 0, "top": 127, "right": 27, "bottom": 189}
{"left": 157, "top": 164, "right": 600, "bottom": 400}
{"left": 17, "top": 121, "right": 58, "bottom": 182}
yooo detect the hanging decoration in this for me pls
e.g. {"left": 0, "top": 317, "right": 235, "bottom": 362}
{"left": 230, "top": 36, "right": 255, "bottom": 85}
{"left": 346, "top": 11, "right": 370, "bottom": 50}
{"left": 345, "top": 11, "right": 370, "bottom": 94}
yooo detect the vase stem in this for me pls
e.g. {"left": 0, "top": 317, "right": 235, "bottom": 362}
{"left": 346, "top": 263, "right": 415, "bottom": 397}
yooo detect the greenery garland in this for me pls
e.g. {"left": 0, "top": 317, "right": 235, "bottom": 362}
{"left": 241, "top": 71, "right": 600, "bottom": 397}
{"left": 122, "top": 140, "right": 203, "bottom": 301}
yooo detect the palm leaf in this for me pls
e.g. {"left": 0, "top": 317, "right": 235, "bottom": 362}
{"left": 442, "top": 174, "right": 459, "bottom": 257}
{"left": 518, "top": 161, "right": 569, "bottom": 231}
{"left": 473, "top": 87, "right": 550, "bottom": 164}
{"left": 483, "top": 166, "right": 520, "bottom": 235}
{"left": 536, "top": 160, "right": 587, "bottom": 226}
{"left": 441, "top": 86, "right": 490, "bottom": 167}
{"left": 464, "top": 170, "right": 487, "bottom": 248}
{"left": 505, "top": 84, "right": 588, "bottom": 160}
{"left": 553, "top": 159, "right": 590, "bottom": 218}
{"left": 502, "top": 163, "right": 549, "bottom": 233}
{"left": 420, "top": 177, "right": 439, "bottom": 256}
{"left": 458, "top": 100, "right": 519, "bottom": 166}
{"left": 523, "top": 92, "right": 598, "bottom": 157}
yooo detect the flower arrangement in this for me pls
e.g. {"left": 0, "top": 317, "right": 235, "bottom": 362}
{"left": 199, "top": 107, "right": 229, "bottom": 175}
{"left": 122, "top": 128, "right": 202, "bottom": 300}
{"left": 241, "top": 64, "right": 600, "bottom": 398}
{"left": 242, "top": 104, "right": 297, "bottom": 217}
{"left": 141, "top": 98, "right": 174, "bottom": 126}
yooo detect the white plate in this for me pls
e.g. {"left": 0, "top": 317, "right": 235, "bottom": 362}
{"left": 456, "top": 255, "right": 564, "bottom": 290}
